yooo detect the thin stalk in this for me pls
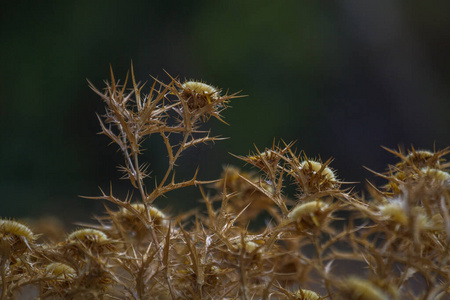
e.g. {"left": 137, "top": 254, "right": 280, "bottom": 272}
{"left": 132, "top": 150, "right": 147, "bottom": 204}
{"left": 239, "top": 261, "right": 249, "bottom": 300}
{"left": 147, "top": 131, "right": 190, "bottom": 204}
{"left": 1, "top": 260, "right": 7, "bottom": 300}
{"left": 311, "top": 234, "right": 334, "bottom": 300}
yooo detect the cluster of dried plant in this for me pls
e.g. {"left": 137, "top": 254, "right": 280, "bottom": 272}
{"left": 1, "top": 67, "right": 449, "bottom": 299}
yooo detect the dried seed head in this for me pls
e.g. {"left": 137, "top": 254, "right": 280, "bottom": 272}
{"left": 293, "top": 289, "right": 322, "bottom": 300}
{"left": 248, "top": 149, "right": 275, "bottom": 161}
{"left": 182, "top": 81, "right": 219, "bottom": 98}
{"left": 122, "top": 203, "right": 168, "bottom": 227}
{"left": 386, "top": 171, "right": 409, "bottom": 194}
{"left": 404, "top": 150, "right": 434, "bottom": 165}
{"left": 407, "top": 150, "right": 434, "bottom": 159}
{"left": 386, "top": 166, "right": 449, "bottom": 195}
{"left": 247, "top": 149, "right": 282, "bottom": 172}
{"left": 0, "top": 219, "right": 35, "bottom": 258}
{"left": 133, "top": 203, "right": 166, "bottom": 219}
{"left": 180, "top": 80, "right": 219, "bottom": 110}
{"left": 0, "top": 219, "right": 35, "bottom": 242}
{"left": 106, "top": 204, "right": 169, "bottom": 242}
{"left": 300, "top": 160, "right": 336, "bottom": 183}
{"left": 65, "top": 228, "right": 116, "bottom": 254}
{"left": 46, "top": 262, "right": 76, "bottom": 279}
{"left": 233, "top": 239, "right": 260, "bottom": 254}
{"left": 378, "top": 200, "right": 408, "bottom": 226}
{"left": 288, "top": 200, "right": 331, "bottom": 229}
{"left": 67, "top": 228, "right": 109, "bottom": 243}
{"left": 377, "top": 198, "right": 443, "bottom": 234}
{"left": 416, "top": 212, "right": 437, "bottom": 231}
{"left": 227, "top": 235, "right": 264, "bottom": 255}
{"left": 338, "top": 277, "right": 389, "bottom": 300}
{"left": 382, "top": 147, "right": 450, "bottom": 194}
{"left": 420, "top": 167, "right": 450, "bottom": 182}
{"left": 291, "top": 159, "right": 338, "bottom": 194}
{"left": 396, "top": 149, "right": 443, "bottom": 170}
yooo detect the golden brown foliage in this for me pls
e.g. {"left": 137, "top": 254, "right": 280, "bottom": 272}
{"left": 1, "top": 67, "right": 448, "bottom": 299}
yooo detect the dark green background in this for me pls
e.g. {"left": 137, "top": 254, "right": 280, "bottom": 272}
{"left": 1, "top": 1, "right": 449, "bottom": 225}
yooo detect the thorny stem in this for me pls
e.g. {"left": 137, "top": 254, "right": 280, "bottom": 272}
{"left": 138, "top": 220, "right": 176, "bottom": 300}
{"left": 112, "top": 107, "right": 146, "bottom": 205}
{"left": 132, "top": 150, "right": 147, "bottom": 205}
{"left": 109, "top": 81, "right": 179, "bottom": 299}
{"left": 239, "top": 256, "right": 249, "bottom": 300}
{"left": 310, "top": 233, "right": 334, "bottom": 300}
{"left": 141, "top": 215, "right": 176, "bottom": 299}
{"left": 147, "top": 130, "right": 190, "bottom": 204}
{"left": 1, "top": 259, "right": 6, "bottom": 300}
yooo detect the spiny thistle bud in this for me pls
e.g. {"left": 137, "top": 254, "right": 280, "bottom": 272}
{"left": 377, "top": 198, "right": 443, "bottom": 234}
{"left": 293, "top": 288, "right": 322, "bottom": 300}
{"left": 300, "top": 160, "right": 336, "bottom": 184}
{"left": 0, "top": 219, "right": 35, "bottom": 243}
{"left": 403, "top": 150, "right": 434, "bottom": 166}
{"left": 181, "top": 81, "right": 220, "bottom": 110}
{"left": 415, "top": 211, "right": 442, "bottom": 231}
{"left": 396, "top": 149, "right": 443, "bottom": 170}
{"left": 289, "top": 158, "right": 338, "bottom": 195}
{"left": 382, "top": 147, "right": 450, "bottom": 194}
{"left": 222, "top": 236, "right": 265, "bottom": 267}
{"left": 67, "top": 228, "right": 109, "bottom": 243}
{"left": 338, "top": 277, "right": 389, "bottom": 300}
{"left": 0, "top": 219, "right": 35, "bottom": 260}
{"left": 46, "top": 262, "right": 76, "bottom": 279}
{"left": 420, "top": 167, "right": 450, "bottom": 182}
{"left": 247, "top": 149, "right": 282, "bottom": 173}
{"left": 287, "top": 200, "right": 331, "bottom": 229}
{"left": 232, "top": 239, "right": 261, "bottom": 254}
{"left": 386, "top": 167, "right": 450, "bottom": 196}
{"left": 43, "top": 262, "right": 77, "bottom": 293}
{"left": 66, "top": 228, "right": 115, "bottom": 254}
{"left": 171, "top": 77, "right": 238, "bottom": 123}
{"left": 126, "top": 203, "right": 167, "bottom": 226}
{"left": 377, "top": 200, "right": 408, "bottom": 226}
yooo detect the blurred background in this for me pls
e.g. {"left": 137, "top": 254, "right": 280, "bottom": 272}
{"left": 1, "top": 1, "right": 449, "bottom": 226}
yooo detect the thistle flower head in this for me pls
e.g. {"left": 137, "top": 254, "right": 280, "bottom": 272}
{"left": 120, "top": 203, "right": 168, "bottom": 228}
{"left": 287, "top": 199, "right": 332, "bottom": 230}
{"left": 246, "top": 149, "right": 283, "bottom": 174}
{"left": 65, "top": 228, "right": 115, "bottom": 254}
{"left": 288, "top": 157, "right": 339, "bottom": 196}
{"left": 420, "top": 167, "right": 450, "bottom": 182}
{"left": 46, "top": 262, "right": 76, "bottom": 279}
{"left": 181, "top": 81, "right": 220, "bottom": 109}
{"left": 293, "top": 289, "right": 322, "bottom": 300}
{"left": 376, "top": 197, "right": 439, "bottom": 230}
{"left": 337, "top": 277, "right": 389, "bottom": 300}
{"left": 389, "top": 146, "right": 450, "bottom": 171}
{"left": 169, "top": 77, "right": 239, "bottom": 123}
{"left": 0, "top": 219, "right": 36, "bottom": 259}
{"left": 377, "top": 199, "right": 408, "bottom": 226}
{"left": 399, "top": 150, "right": 435, "bottom": 169}
{"left": 230, "top": 237, "right": 262, "bottom": 254}
{"left": 300, "top": 160, "right": 336, "bottom": 183}
{"left": 67, "top": 228, "right": 109, "bottom": 243}
{"left": 0, "top": 219, "right": 35, "bottom": 242}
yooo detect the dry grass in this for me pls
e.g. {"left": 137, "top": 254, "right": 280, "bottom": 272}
{"left": 0, "top": 66, "right": 449, "bottom": 299}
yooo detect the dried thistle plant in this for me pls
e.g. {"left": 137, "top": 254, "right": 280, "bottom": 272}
{"left": 0, "top": 66, "right": 449, "bottom": 299}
